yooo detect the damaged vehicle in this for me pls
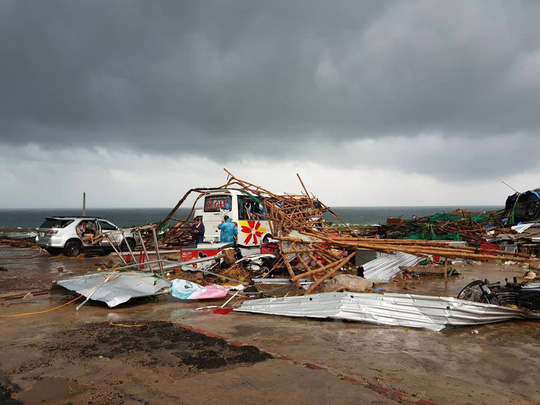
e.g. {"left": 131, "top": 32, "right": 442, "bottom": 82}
{"left": 458, "top": 277, "right": 540, "bottom": 310}
{"left": 35, "top": 216, "right": 140, "bottom": 257}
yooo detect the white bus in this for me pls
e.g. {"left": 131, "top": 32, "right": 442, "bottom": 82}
{"left": 199, "top": 189, "right": 272, "bottom": 246}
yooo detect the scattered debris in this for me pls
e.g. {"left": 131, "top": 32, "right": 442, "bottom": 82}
{"left": 457, "top": 278, "right": 540, "bottom": 310}
{"left": 10, "top": 172, "right": 539, "bottom": 335}
{"left": 170, "top": 279, "right": 229, "bottom": 300}
{"left": 377, "top": 209, "right": 505, "bottom": 244}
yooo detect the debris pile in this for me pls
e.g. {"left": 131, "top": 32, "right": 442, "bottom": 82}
{"left": 156, "top": 187, "right": 228, "bottom": 247}
{"left": 376, "top": 188, "right": 540, "bottom": 249}
{"left": 376, "top": 209, "right": 505, "bottom": 243}
{"left": 23, "top": 172, "right": 538, "bottom": 332}
{"left": 486, "top": 222, "right": 540, "bottom": 255}
{"left": 222, "top": 170, "right": 535, "bottom": 293}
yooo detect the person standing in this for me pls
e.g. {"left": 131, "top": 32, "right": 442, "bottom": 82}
{"left": 218, "top": 215, "right": 238, "bottom": 243}
{"left": 191, "top": 217, "right": 205, "bottom": 245}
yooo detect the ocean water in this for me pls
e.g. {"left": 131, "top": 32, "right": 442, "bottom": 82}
{"left": 0, "top": 206, "right": 502, "bottom": 230}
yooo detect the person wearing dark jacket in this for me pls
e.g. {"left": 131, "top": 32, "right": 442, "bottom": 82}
{"left": 191, "top": 217, "right": 205, "bottom": 245}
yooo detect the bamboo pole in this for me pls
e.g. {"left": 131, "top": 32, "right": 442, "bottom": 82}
{"left": 305, "top": 252, "right": 356, "bottom": 294}
{"left": 280, "top": 241, "right": 299, "bottom": 283}
{"left": 292, "top": 252, "right": 355, "bottom": 282}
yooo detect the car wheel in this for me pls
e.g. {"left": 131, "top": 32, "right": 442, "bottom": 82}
{"left": 63, "top": 240, "right": 82, "bottom": 257}
{"left": 46, "top": 247, "right": 61, "bottom": 256}
{"left": 120, "top": 238, "right": 136, "bottom": 252}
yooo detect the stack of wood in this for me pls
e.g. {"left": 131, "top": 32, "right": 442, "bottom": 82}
{"left": 223, "top": 170, "right": 536, "bottom": 293}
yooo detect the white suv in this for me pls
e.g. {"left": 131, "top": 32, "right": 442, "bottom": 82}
{"left": 35, "top": 216, "right": 140, "bottom": 257}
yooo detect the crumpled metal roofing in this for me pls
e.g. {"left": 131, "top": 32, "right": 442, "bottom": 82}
{"left": 55, "top": 271, "right": 171, "bottom": 308}
{"left": 235, "top": 292, "right": 540, "bottom": 331}
{"left": 362, "top": 252, "right": 422, "bottom": 281}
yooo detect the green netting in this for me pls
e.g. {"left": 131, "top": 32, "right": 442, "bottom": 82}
{"left": 428, "top": 213, "right": 464, "bottom": 223}
{"left": 428, "top": 209, "right": 505, "bottom": 224}
{"left": 405, "top": 232, "right": 461, "bottom": 241}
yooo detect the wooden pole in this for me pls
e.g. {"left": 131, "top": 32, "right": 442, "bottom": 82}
{"left": 152, "top": 227, "right": 165, "bottom": 277}
{"left": 82, "top": 192, "right": 86, "bottom": 216}
{"left": 305, "top": 252, "right": 356, "bottom": 294}
{"left": 293, "top": 252, "right": 355, "bottom": 282}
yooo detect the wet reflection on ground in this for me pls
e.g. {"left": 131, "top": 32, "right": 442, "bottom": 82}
{"left": 1, "top": 247, "right": 539, "bottom": 404}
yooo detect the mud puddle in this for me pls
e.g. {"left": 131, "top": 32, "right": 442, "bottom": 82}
{"left": 15, "top": 377, "right": 85, "bottom": 404}
{"left": 39, "top": 321, "right": 272, "bottom": 371}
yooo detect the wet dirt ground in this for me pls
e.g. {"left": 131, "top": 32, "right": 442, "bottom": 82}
{"left": 1, "top": 246, "right": 539, "bottom": 404}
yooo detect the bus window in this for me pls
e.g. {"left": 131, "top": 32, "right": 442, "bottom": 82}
{"left": 252, "top": 200, "right": 266, "bottom": 219}
{"left": 239, "top": 196, "right": 266, "bottom": 220}
{"left": 238, "top": 196, "right": 247, "bottom": 220}
{"left": 204, "top": 195, "right": 232, "bottom": 212}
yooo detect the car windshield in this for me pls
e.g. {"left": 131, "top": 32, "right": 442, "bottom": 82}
{"left": 39, "top": 219, "right": 74, "bottom": 229}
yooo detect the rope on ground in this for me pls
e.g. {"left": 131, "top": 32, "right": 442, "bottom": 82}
{"left": 0, "top": 269, "right": 117, "bottom": 318}
{"left": 0, "top": 290, "right": 50, "bottom": 302}
{"left": 0, "top": 294, "right": 84, "bottom": 318}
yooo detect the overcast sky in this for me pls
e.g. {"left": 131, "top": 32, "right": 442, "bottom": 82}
{"left": 1, "top": 0, "right": 539, "bottom": 208}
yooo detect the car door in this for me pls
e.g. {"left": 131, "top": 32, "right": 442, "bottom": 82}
{"left": 97, "top": 220, "right": 121, "bottom": 246}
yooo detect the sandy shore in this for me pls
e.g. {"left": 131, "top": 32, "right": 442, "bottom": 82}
{"left": 1, "top": 246, "right": 539, "bottom": 404}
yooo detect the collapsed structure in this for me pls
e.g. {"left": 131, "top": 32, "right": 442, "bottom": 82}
{"left": 43, "top": 171, "right": 540, "bottom": 331}
{"left": 146, "top": 170, "right": 535, "bottom": 294}
{"left": 375, "top": 209, "right": 505, "bottom": 243}
{"left": 374, "top": 187, "right": 540, "bottom": 250}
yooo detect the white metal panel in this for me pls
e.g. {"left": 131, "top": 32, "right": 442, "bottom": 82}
{"left": 236, "top": 292, "right": 540, "bottom": 331}
{"left": 362, "top": 252, "right": 422, "bottom": 281}
{"left": 56, "top": 271, "right": 171, "bottom": 307}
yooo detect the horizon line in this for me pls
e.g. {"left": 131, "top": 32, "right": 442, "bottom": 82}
{"left": 0, "top": 204, "right": 504, "bottom": 210}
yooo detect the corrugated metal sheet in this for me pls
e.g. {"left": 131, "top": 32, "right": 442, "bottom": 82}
{"left": 362, "top": 252, "right": 422, "bottom": 281}
{"left": 235, "top": 292, "right": 540, "bottom": 331}
{"left": 56, "top": 271, "right": 171, "bottom": 308}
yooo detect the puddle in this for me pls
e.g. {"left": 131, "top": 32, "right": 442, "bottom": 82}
{"left": 15, "top": 377, "right": 84, "bottom": 404}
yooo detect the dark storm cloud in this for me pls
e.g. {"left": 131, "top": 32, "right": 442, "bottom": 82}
{"left": 2, "top": 0, "right": 540, "bottom": 176}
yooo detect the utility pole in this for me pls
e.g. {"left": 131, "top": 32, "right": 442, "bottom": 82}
{"left": 82, "top": 192, "right": 86, "bottom": 216}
